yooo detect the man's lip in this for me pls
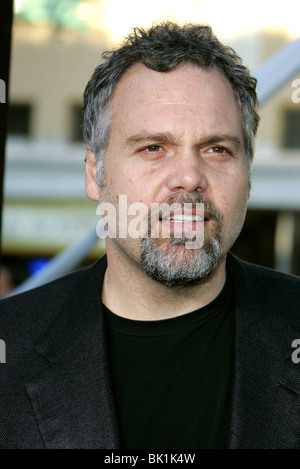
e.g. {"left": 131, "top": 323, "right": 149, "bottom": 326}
{"left": 160, "top": 218, "right": 206, "bottom": 223}
{"left": 159, "top": 211, "right": 209, "bottom": 221}
{"left": 163, "top": 208, "right": 201, "bottom": 216}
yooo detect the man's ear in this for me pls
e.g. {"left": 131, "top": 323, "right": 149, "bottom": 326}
{"left": 85, "top": 145, "right": 99, "bottom": 201}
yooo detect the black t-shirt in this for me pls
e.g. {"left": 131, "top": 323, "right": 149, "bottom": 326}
{"left": 104, "top": 274, "right": 235, "bottom": 449}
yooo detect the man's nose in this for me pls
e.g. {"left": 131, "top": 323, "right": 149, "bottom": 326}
{"left": 166, "top": 150, "right": 208, "bottom": 193}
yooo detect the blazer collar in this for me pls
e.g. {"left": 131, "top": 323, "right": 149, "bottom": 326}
{"left": 26, "top": 256, "right": 121, "bottom": 449}
{"left": 227, "top": 254, "right": 300, "bottom": 449}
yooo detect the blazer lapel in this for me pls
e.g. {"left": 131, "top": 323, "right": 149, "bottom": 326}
{"left": 25, "top": 257, "right": 121, "bottom": 449}
{"left": 227, "top": 255, "right": 300, "bottom": 449}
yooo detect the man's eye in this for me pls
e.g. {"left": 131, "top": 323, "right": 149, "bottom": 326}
{"left": 211, "top": 146, "right": 227, "bottom": 153}
{"left": 204, "top": 145, "right": 232, "bottom": 157}
{"left": 144, "top": 145, "right": 162, "bottom": 152}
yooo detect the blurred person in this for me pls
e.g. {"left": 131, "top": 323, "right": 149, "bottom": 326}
{"left": 0, "top": 266, "right": 15, "bottom": 298}
{"left": 0, "top": 22, "right": 300, "bottom": 449}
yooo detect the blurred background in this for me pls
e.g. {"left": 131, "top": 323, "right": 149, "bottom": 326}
{"left": 1, "top": 0, "right": 300, "bottom": 296}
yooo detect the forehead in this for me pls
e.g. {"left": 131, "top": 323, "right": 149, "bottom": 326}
{"left": 109, "top": 62, "right": 242, "bottom": 138}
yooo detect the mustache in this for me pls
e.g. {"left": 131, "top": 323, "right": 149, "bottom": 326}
{"left": 148, "top": 192, "right": 222, "bottom": 224}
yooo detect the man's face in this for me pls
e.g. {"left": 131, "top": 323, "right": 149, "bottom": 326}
{"left": 87, "top": 63, "right": 249, "bottom": 285}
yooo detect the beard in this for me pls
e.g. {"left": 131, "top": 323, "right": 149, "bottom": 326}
{"left": 140, "top": 192, "right": 224, "bottom": 287}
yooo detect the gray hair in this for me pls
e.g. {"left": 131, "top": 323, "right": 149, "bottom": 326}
{"left": 83, "top": 22, "right": 260, "bottom": 187}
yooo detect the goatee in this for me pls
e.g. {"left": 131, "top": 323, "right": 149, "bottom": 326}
{"left": 140, "top": 192, "right": 224, "bottom": 287}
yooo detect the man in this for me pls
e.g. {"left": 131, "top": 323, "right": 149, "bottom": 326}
{"left": 0, "top": 22, "right": 300, "bottom": 449}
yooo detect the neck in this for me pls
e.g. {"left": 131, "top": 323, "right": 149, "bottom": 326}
{"left": 102, "top": 244, "right": 227, "bottom": 321}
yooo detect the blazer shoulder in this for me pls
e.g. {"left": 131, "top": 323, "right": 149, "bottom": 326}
{"left": 228, "top": 253, "right": 300, "bottom": 324}
{"left": 0, "top": 256, "right": 107, "bottom": 340}
{"left": 229, "top": 253, "right": 300, "bottom": 289}
{"left": 242, "top": 258, "right": 299, "bottom": 288}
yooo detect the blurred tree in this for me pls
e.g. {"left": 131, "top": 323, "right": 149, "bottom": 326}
{"left": 15, "top": 0, "right": 85, "bottom": 30}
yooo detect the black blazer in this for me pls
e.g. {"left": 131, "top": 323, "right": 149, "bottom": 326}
{"left": 0, "top": 253, "right": 300, "bottom": 449}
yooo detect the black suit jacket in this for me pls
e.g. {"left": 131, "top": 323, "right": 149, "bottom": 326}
{"left": 0, "top": 253, "right": 300, "bottom": 449}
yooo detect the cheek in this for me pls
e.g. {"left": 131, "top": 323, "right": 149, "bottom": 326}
{"left": 214, "top": 175, "right": 248, "bottom": 215}
{"left": 111, "top": 176, "right": 149, "bottom": 207}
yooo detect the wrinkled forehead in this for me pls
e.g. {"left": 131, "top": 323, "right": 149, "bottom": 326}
{"left": 112, "top": 62, "right": 237, "bottom": 102}
{"left": 109, "top": 63, "right": 243, "bottom": 141}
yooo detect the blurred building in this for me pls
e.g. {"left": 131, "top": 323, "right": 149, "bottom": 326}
{"left": 2, "top": 16, "right": 300, "bottom": 287}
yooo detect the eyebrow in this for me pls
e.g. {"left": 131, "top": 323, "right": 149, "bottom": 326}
{"left": 125, "top": 132, "right": 181, "bottom": 146}
{"left": 198, "top": 135, "right": 243, "bottom": 152}
{"left": 125, "top": 132, "right": 243, "bottom": 151}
